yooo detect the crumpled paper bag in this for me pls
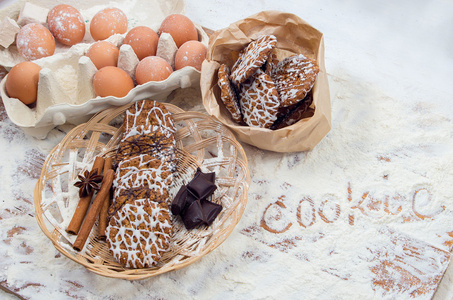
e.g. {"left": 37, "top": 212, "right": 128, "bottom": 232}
{"left": 201, "top": 10, "right": 331, "bottom": 152}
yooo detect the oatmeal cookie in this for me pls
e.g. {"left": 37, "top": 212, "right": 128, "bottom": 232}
{"left": 263, "top": 50, "right": 279, "bottom": 77}
{"left": 116, "top": 131, "right": 177, "bottom": 172}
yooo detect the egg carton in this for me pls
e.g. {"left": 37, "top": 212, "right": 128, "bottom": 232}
{"left": 0, "top": 0, "right": 208, "bottom": 138}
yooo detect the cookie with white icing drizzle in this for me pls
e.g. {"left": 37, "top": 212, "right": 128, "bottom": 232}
{"left": 116, "top": 132, "right": 177, "bottom": 172}
{"left": 113, "top": 154, "right": 172, "bottom": 200}
{"left": 239, "top": 68, "right": 280, "bottom": 128}
{"left": 230, "top": 35, "right": 277, "bottom": 86}
{"left": 271, "top": 54, "right": 319, "bottom": 107}
{"left": 217, "top": 64, "right": 242, "bottom": 123}
{"left": 263, "top": 50, "right": 279, "bottom": 77}
{"left": 121, "top": 100, "right": 176, "bottom": 141}
{"left": 116, "top": 100, "right": 177, "bottom": 171}
{"left": 106, "top": 197, "right": 172, "bottom": 268}
{"left": 108, "top": 187, "right": 167, "bottom": 218}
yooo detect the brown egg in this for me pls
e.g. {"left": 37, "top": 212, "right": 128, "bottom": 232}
{"left": 5, "top": 61, "right": 42, "bottom": 105}
{"left": 123, "top": 26, "right": 158, "bottom": 60}
{"left": 175, "top": 41, "right": 207, "bottom": 71}
{"left": 159, "top": 14, "right": 198, "bottom": 48}
{"left": 90, "top": 8, "right": 128, "bottom": 41}
{"left": 135, "top": 56, "right": 172, "bottom": 84}
{"left": 93, "top": 66, "right": 134, "bottom": 98}
{"left": 86, "top": 41, "right": 119, "bottom": 69}
{"left": 47, "top": 4, "right": 85, "bottom": 46}
{"left": 16, "top": 23, "right": 55, "bottom": 60}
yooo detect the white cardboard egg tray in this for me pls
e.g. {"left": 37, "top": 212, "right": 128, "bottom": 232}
{"left": 0, "top": 0, "right": 208, "bottom": 138}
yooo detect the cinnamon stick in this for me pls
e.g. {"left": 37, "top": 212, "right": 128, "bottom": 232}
{"left": 73, "top": 169, "right": 114, "bottom": 251}
{"left": 66, "top": 156, "right": 105, "bottom": 235}
{"left": 97, "top": 157, "right": 113, "bottom": 240}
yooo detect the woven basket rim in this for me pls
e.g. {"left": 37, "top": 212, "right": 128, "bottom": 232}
{"left": 34, "top": 102, "right": 250, "bottom": 280}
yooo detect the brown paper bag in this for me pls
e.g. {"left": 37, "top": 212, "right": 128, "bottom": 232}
{"left": 201, "top": 10, "right": 331, "bottom": 152}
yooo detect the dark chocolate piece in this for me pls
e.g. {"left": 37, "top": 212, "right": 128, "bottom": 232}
{"left": 171, "top": 184, "right": 199, "bottom": 216}
{"left": 171, "top": 184, "right": 187, "bottom": 215}
{"left": 202, "top": 200, "right": 223, "bottom": 225}
{"left": 182, "top": 200, "right": 206, "bottom": 229}
{"left": 196, "top": 167, "right": 216, "bottom": 184}
{"left": 185, "top": 189, "right": 198, "bottom": 209}
{"left": 187, "top": 170, "right": 217, "bottom": 199}
{"left": 172, "top": 168, "right": 222, "bottom": 229}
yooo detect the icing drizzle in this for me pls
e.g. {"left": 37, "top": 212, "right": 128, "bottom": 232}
{"left": 239, "top": 69, "right": 280, "bottom": 128}
{"left": 122, "top": 100, "right": 176, "bottom": 141}
{"left": 106, "top": 198, "right": 172, "bottom": 268}
{"left": 230, "top": 35, "right": 277, "bottom": 85}
{"left": 272, "top": 54, "right": 319, "bottom": 107}
{"left": 113, "top": 154, "right": 172, "bottom": 199}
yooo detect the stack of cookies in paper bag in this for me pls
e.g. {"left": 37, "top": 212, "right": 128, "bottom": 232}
{"left": 201, "top": 11, "right": 331, "bottom": 152}
{"left": 218, "top": 35, "right": 319, "bottom": 130}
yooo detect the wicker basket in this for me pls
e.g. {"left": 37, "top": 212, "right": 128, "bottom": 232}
{"left": 34, "top": 102, "right": 250, "bottom": 280}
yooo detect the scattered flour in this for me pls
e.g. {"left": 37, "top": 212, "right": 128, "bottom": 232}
{"left": 2, "top": 69, "right": 453, "bottom": 299}
{"left": 1, "top": 0, "right": 453, "bottom": 299}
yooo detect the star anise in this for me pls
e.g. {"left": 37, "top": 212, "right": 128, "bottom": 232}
{"left": 74, "top": 169, "right": 104, "bottom": 198}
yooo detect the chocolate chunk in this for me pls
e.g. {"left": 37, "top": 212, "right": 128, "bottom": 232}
{"left": 182, "top": 200, "right": 206, "bottom": 229}
{"left": 196, "top": 167, "right": 216, "bottom": 183}
{"left": 187, "top": 169, "right": 217, "bottom": 199}
{"left": 181, "top": 199, "right": 223, "bottom": 229}
{"left": 172, "top": 168, "right": 221, "bottom": 229}
{"left": 171, "top": 184, "right": 187, "bottom": 215}
{"left": 202, "top": 200, "right": 222, "bottom": 225}
{"left": 171, "top": 185, "right": 198, "bottom": 215}
{"left": 185, "top": 188, "right": 198, "bottom": 208}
